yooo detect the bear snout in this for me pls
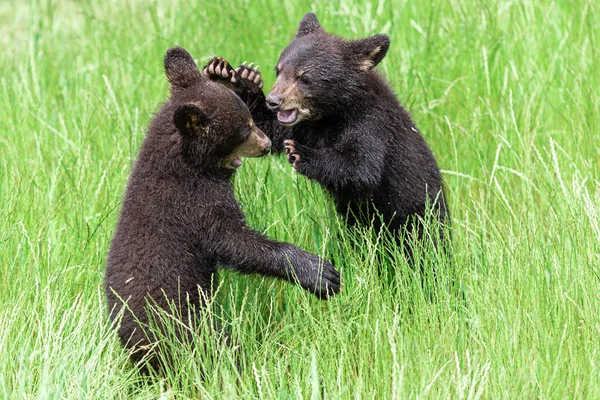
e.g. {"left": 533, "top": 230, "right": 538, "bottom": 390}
{"left": 258, "top": 131, "right": 272, "bottom": 154}
{"left": 266, "top": 93, "right": 282, "bottom": 110}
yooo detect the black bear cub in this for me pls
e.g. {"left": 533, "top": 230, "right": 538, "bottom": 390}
{"left": 105, "top": 46, "right": 340, "bottom": 370}
{"left": 205, "top": 13, "right": 449, "bottom": 256}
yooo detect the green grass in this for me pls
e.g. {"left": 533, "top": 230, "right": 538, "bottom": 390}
{"left": 1, "top": 0, "right": 599, "bottom": 397}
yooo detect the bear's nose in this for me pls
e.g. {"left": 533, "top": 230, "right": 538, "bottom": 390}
{"left": 266, "top": 93, "right": 282, "bottom": 109}
{"left": 264, "top": 138, "right": 272, "bottom": 154}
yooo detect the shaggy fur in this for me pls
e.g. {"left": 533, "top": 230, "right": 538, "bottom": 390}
{"left": 105, "top": 46, "right": 340, "bottom": 370}
{"left": 205, "top": 13, "right": 449, "bottom": 253}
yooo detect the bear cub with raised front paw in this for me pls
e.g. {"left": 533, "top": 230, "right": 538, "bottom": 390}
{"left": 205, "top": 13, "right": 449, "bottom": 256}
{"left": 105, "top": 46, "right": 340, "bottom": 370}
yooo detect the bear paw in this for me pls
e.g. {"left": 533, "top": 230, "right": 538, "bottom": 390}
{"left": 203, "top": 56, "right": 238, "bottom": 85}
{"left": 234, "top": 62, "right": 264, "bottom": 90}
{"left": 284, "top": 139, "right": 306, "bottom": 171}
{"left": 313, "top": 260, "right": 341, "bottom": 299}
{"left": 294, "top": 255, "right": 341, "bottom": 299}
{"left": 202, "top": 57, "right": 263, "bottom": 94}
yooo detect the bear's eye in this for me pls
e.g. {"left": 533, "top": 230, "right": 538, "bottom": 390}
{"left": 298, "top": 74, "right": 311, "bottom": 85}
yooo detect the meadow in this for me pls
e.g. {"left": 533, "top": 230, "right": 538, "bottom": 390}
{"left": 1, "top": 0, "right": 599, "bottom": 398}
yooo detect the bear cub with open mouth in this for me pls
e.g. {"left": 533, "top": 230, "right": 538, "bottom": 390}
{"left": 205, "top": 13, "right": 449, "bottom": 258}
{"left": 105, "top": 46, "right": 340, "bottom": 371}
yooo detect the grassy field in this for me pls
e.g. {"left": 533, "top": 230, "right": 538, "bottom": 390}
{"left": 1, "top": 0, "right": 599, "bottom": 398}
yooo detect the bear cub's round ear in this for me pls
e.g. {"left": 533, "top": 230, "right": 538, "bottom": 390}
{"left": 174, "top": 104, "right": 210, "bottom": 136}
{"left": 351, "top": 34, "right": 390, "bottom": 71}
{"left": 297, "top": 12, "right": 323, "bottom": 37}
{"left": 164, "top": 47, "right": 203, "bottom": 89}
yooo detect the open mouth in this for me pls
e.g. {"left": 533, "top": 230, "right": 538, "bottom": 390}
{"left": 222, "top": 157, "right": 242, "bottom": 170}
{"left": 277, "top": 109, "right": 298, "bottom": 125}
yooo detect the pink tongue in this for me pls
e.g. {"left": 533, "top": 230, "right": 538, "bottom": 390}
{"left": 231, "top": 158, "right": 242, "bottom": 168}
{"left": 277, "top": 109, "right": 298, "bottom": 124}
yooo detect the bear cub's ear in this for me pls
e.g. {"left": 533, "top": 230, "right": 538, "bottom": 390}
{"left": 174, "top": 104, "right": 210, "bottom": 136}
{"left": 297, "top": 12, "right": 323, "bottom": 37}
{"left": 164, "top": 46, "right": 203, "bottom": 89}
{"left": 351, "top": 34, "right": 390, "bottom": 71}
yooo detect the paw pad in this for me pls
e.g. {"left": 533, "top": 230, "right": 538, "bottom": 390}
{"left": 203, "top": 56, "right": 239, "bottom": 84}
{"left": 235, "top": 62, "right": 264, "bottom": 89}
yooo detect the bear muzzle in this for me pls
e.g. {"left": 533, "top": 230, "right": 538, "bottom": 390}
{"left": 221, "top": 126, "right": 271, "bottom": 169}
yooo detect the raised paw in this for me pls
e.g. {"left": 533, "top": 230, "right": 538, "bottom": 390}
{"left": 202, "top": 56, "right": 239, "bottom": 85}
{"left": 234, "top": 62, "right": 264, "bottom": 90}
{"left": 283, "top": 139, "right": 301, "bottom": 169}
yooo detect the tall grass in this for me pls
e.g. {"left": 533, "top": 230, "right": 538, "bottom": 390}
{"left": 0, "top": 0, "right": 598, "bottom": 397}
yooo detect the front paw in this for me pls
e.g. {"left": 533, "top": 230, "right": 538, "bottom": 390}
{"left": 315, "top": 260, "right": 341, "bottom": 299}
{"left": 202, "top": 56, "right": 239, "bottom": 89}
{"left": 202, "top": 56, "right": 264, "bottom": 94}
{"left": 234, "top": 62, "right": 264, "bottom": 92}
{"left": 297, "top": 257, "right": 341, "bottom": 300}
{"left": 283, "top": 140, "right": 312, "bottom": 172}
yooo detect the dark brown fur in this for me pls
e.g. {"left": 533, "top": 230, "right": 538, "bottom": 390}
{"left": 205, "top": 13, "right": 450, "bottom": 258}
{"left": 104, "top": 47, "right": 340, "bottom": 371}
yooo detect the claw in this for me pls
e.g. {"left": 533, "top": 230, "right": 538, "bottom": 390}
{"left": 230, "top": 68, "right": 238, "bottom": 83}
{"left": 292, "top": 154, "right": 301, "bottom": 167}
{"left": 215, "top": 62, "right": 222, "bottom": 75}
{"left": 240, "top": 68, "right": 249, "bottom": 79}
{"left": 208, "top": 62, "right": 215, "bottom": 74}
{"left": 248, "top": 62, "right": 254, "bottom": 69}
{"left": 241, "top": 61, "right": 247, "bottom": 66}
{"left": 221, "top": 64, "right": 229, "bottom": 78}
{"left": 248, "top": 70, "right": 256, "bottom": 81}
{"left": 254, "top": 74, "right": 261, "bottom": 84}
